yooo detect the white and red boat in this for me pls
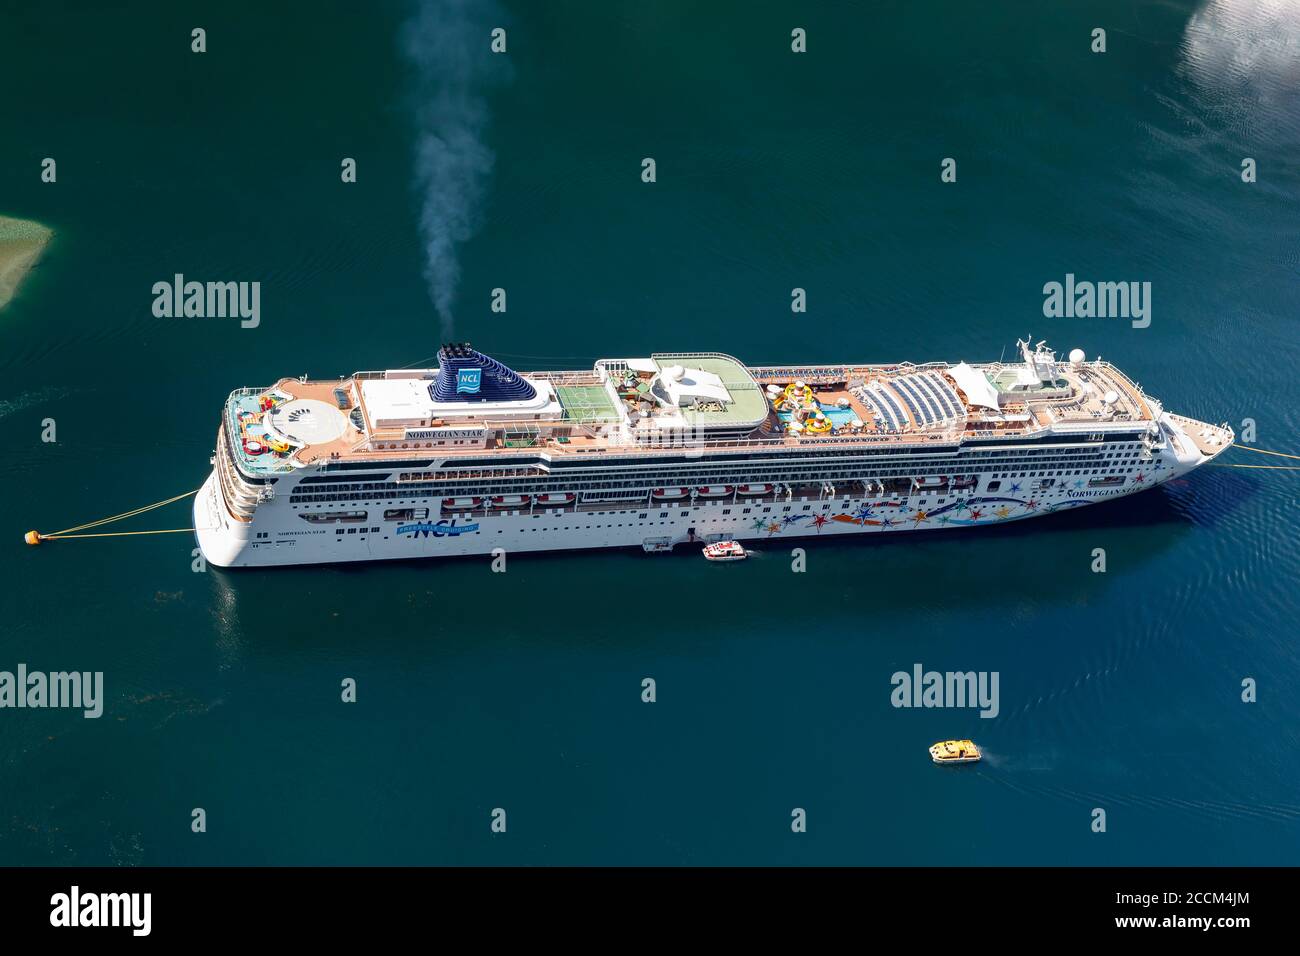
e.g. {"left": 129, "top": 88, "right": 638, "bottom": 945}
{"left": 441, "top": 497, "right": 482, "bottom": 510}
{"left": 736, "top": 483, "right": 773, "bottom": 495}
{"left": 534, "top": 493, "right": 575, "bottom": 506}
{"left": 703, "top": 540, "right": 747, "bottom": 562}
{"left": 696, "top": 485, "right": 734, "bottom": 498}
{"left": 652, "top": 487, "right": 690, "bottom": 500}
{"left": 489, "top": 495, "right": 531, "bottom": 508}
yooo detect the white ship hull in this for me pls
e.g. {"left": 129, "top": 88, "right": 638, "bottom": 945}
{"left": 193, "top": 412, "right": 1228, "bottom": 568}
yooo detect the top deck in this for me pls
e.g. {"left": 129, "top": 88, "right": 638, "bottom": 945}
{"left": 220, "top": 342, "right": 1161, "bottom": 476}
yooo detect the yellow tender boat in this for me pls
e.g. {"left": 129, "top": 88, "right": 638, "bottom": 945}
{"left": 929, "top": 739, "right": 981, "bottom": 764}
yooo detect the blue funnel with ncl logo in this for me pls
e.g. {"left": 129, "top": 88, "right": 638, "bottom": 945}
{"left": 429, "top": 343, "right": 537, "bottom": 403}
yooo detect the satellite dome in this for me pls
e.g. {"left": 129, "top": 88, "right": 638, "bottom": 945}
{"left": 1068, "top": 348, "right": 1086, "bottom": 365}
{"left": 663, "top": 365, "right": 685, "bottom": 381}
{"left": 1103, "top": 390, "right": 1120, "bottom": 405}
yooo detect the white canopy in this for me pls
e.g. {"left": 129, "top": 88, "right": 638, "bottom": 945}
{"left": 655, "top": 366, "right": 732, "bottom": 406}
{"left": 948, "top": 363, "right": 1000, "bottom": 411}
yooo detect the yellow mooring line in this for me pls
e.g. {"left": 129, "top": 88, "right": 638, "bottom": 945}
{"left": 1207, "top": 463, "right": 1300, "bottom": 470}
{"left": 1231, "top": 445, "right": 1300, "bottom": 462}
{"left": 1206, "top": 444, "right": 1300, "bottom": 470}
{"left": 19, "top": 445, "right": 1300, "bottom": 547}
{"left": 25, "top": 488, "right": 200, "bottom": 546}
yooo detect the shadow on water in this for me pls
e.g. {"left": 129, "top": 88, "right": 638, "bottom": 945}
{"left": 197, "top": 477, "right": 1239, "bottom": 661}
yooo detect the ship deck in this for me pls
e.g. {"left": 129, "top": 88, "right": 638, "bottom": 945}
{"left": 222, "top": 354, "right": 1162, "bottom": 476}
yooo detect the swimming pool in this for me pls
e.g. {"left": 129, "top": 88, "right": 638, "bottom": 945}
{"left": 777, "top": 404, "right": 858, "bottom": 426}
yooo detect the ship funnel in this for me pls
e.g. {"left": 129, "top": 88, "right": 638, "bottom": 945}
{"left": 429, "top": 343, "right": 537, "bottom": 403}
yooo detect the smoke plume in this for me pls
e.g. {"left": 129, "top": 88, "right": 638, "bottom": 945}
{"left": 400, "top": 0, "right": 511, "bottom": 337}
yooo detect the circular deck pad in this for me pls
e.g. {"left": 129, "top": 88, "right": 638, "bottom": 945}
{"left": 267, "top": 399, "right": 349, "bottom": 445}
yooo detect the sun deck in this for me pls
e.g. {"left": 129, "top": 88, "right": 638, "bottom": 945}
{"left": 219, "top": 342, "right": 1163, "bottom": 477}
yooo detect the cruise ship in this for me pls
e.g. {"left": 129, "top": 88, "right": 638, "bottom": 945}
{"left": 195, "top": 340, "right": 1233, "bottom": 568}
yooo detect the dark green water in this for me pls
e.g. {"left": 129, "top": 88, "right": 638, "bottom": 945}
{"left": 1, "top": 0, "right": 1298, "bottom": 864}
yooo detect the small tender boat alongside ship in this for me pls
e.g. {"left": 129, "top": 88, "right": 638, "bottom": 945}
{"left": 702, "top": 540, "right": 748, "bottom": 562}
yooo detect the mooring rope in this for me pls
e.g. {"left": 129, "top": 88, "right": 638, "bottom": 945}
{"left": 26, "top": 488, "right": 200, "bottom": 544}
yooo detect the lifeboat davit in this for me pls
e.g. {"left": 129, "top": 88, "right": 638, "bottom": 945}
{"left": 736, "top": 483, "right": 773, "bottom": 496}
{"left": 696, "top": 485, "right": 734, "bottom": 498}
{"left": 534, "top": 493, "right": 575, "bottom": 506}
{"left": 490, "top": 495, "right": 531, "bottom": 508}
{"left": 441, "top": 497, "right": 482, "bottom": 510}
{"left": 652, "top": 487, "right": 690, "bottom": 500}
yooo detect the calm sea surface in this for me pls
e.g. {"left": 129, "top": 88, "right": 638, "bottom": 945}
{"left": 1, "top": 0, "right": 1298, "bottom": 864}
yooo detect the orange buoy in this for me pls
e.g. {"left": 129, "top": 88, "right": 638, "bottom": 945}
{"left": 24, "top": 530, "right": 42, "bottom": 545}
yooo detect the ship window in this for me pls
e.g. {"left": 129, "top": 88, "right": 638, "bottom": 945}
{"left": 987, "top": 481, "right": 1002, "bottom": 492}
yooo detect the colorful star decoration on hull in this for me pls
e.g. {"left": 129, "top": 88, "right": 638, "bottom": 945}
{"left": 747, "top": 491, "right": 1107, "bottom": 536}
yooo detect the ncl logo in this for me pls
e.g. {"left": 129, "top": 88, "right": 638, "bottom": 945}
{"left": 457, "top": 368, "right": 481, "bottom": 394}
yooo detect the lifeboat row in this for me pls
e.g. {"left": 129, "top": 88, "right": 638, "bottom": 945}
{"left": 441, "top": 493, "right": 579, "bottom": 510}
{"left": 652, "top": 484, "right": 775, "bottom": 500}
{"left": 445, "top": 485, "right": 786, "bottom": 509}
{"left": 444, "top": 478, "right": 973, "bottom": 511}
{"left": 912, "top": 476, "right": 979, "bottom": 490}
